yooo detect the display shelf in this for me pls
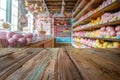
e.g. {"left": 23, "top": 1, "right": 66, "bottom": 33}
{"left": 73, "top": 0, "right": 104, "bottom": 22}
{"left": 54, "top": 17, "right": 71, "bottom": 20}
{"left": 54, "top": 22, "right": 71, "bottom": 26}
{"left": 54, "top": 17, "right": 71, "bottom": 37}
{"left": 73, "top": 0, "right": 120, "bottom": 27}
{"left": 73, "top": 0, "right": 88, "bottom": 18}
{"left": 73, "top": 36, "right": 120, "bottom": 42}
{"left": 72, "top": 43, "right": 79, "bottom": 48}
{"left": 57, "top": 31, "right": 70, "bottom": 32}
{"left": 56, "top": 30, "right": 63, "bottom": 32}
{"left": 74, "top": 20, "right": 120, "bottom": 31}
{"left": 72, "top": 0, "right": 120, "bottom": 48}
{"left": 55, "top": 20, "right": 69, "bottom": 23}
{"left": 54, "top": 25, "right": 71, "bottom": 26}
{"left": 72, "top": 0, "right": 82, "bottom": 12}
{"left": 74, "top": 40, "right": 94, "bottom": 48}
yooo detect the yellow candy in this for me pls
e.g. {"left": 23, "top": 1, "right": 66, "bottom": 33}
{"left": 113, "top": 42, "right": 120, "bottom": 48}
{"left": 103, "top": 42, "right": 109, "bottom": 46}
{"left": 107, "top": 45, "right": 113, "bottom": 48}
{"left": 98, "top": 45, "right": 103, "bottom": 48}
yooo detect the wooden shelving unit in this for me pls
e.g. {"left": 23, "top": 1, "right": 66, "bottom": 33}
{"left": 73, "top": 0, "right": 88, "bottom": 18}
{"left": 72, "top": 43, "right": 79, "bottom": 48}
{"left": 73, "top": 40, "right": 94, "bottom": 48}
{"left": 73, "top": 0, "right": 120, "bottom": 27}
{"left": 54, "top": 25, "right": 71, "bottom": 27}
{"left": 72, "top": 0, "right": 82, "bottom": 12}
{"left": 72, "top": 0, "right": 120, "bottom": 48}
{"left": 73, "top": 36, "right": 120, "bottom": 42}
{"left": 73, "top": 0, "right": 104, "bottom": 22}
{"left": 74, "top": 20, "right": 120, "bottom": 31}
{"left": 54, "top": 17, "right": 71, "bottom": 37}
{"left": 54, "top": 17, "right": 72, "bottom": 43}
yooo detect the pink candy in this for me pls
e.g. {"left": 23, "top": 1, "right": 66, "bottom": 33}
{"left": 116, "top": 31, "right": 120, "bottom": 36}
{"left": 18, "top": 37, "right": 27, "bottom": 46}
{"left": 110, "top": 31, "right": 116, "bottom": 36}
{"left": 6, "top": 32, "right": 15, "bottom": 39}
{"left": 13, "top": 34, "right": 23, "bottom": 40}
{"left": 100, "top": 27, "right": 106, "bottom": 31}
{"left": 106, "top": 26, "right": 114, "bottom": 32}
{"left": 115, "top": 26, "right": 120, "bottom": 31}
{"left": 8, "top": 38, "right": 18, "bottom": 47}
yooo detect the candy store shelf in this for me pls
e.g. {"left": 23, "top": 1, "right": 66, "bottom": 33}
{"left": 73, "top": 0, "right": 120, "bottom": 27}
{"left": 54, "top": 25, "right": 71, "bottom": 26}
{"left": 72, "top": 43, "right": 79, "bottom": 48}
{"left": 54, "top": 17, "right": 71, "bottom": 37}
{"left": 73, "top": 0, "right": 104, "bottom": 22}
{"left": 73, "top": 0, "right": 88, "bottom": 18}
{"left": 74, "top": 40, "right": 94, "bottom": 48}
{"left": 72, "top": 0, "right": 82, "bottom": 12}
{"left": 54, "top": 21, "right": 70, "bottom": 22}
{"left": 74, "top": 20, "right": 120, "bottom": 31}
{"left": 73, "top": 36, "right": 120, "bottom": 42}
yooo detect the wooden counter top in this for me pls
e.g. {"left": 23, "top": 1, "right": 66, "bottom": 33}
{"left": 0, "top": 48, "right": 119, "bottom": 80}
{"left": 24, "top": 38, "right": 55, "bottom": 48}
{"left": 66, "top": 47, "right": 120, "bottom": 80}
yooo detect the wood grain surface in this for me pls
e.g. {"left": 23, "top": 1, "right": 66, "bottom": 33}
{"left": 66, "top": 47, "right": 120, "bottom": 80}
{"left": 0, "top": 48, "right": 119, "bottom": 80}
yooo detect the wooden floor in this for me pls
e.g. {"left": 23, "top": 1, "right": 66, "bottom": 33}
{"left": 55, "top": 43, "right": 72, "bottom": 48}
{"left": 0, "top": 48, "right": 120, "bottom": 80}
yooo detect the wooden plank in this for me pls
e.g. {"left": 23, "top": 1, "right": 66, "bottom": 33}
{"left": 83, "top": 52, "right": 120, "bottom": 80}
{"left": 73, "top": 0, "right": 88, "bottom": 18}
{"left": 73, "top": 0, "right": 81, "bottom": 12}
{"left": 0, "top": 48, "right": 26, "bottom": 58}
{"left": 0, "top": 48, "right": 31, "bottom": 72}
{"left": 23, "top": 49, "right": 52, "bottom": 80}
{"left": 0, "top": 49, "right": 43, "bottom": 80}
{"left": 66, "top": 47, "right": 120, "bottom": 80}
{"left": 6, "top": 49, "right": 50, "bottom": 80}
{"left": 54, "top": 48, "right": 83, "bottom": 80}
{"left": 0, "top": 48, "right": 119, "bottom": 80}
{"left": 37, "top": 49, "right": 59, "bottom": 80}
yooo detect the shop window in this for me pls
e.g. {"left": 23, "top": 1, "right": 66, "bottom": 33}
{"left": 11, "top": 0, "right": 18, "bottom": 31}
{"left": 0, "top": 0, "right": 7, "bottom": 21}
{"left": 28, "top": 12, "right": 34, "bottom": 33}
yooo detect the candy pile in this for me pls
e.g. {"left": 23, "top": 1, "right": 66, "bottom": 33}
{"left": 73, "top": 25, "right": 120, "bottom": 39}
{"left": 0, "top": 31, "right": 33, "bottom": 48}
{"left": 74, "top": 11, "right": 120, "bottom": 31}
{"left": 75, "top": 0, "right": 117, "bottom": 24}
{"left": 74, "top": 37, "right": 120, "bottom": 48}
